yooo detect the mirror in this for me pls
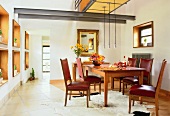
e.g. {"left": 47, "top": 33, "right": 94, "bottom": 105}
{"left": 77, "top": 29, "right": 99, "bottom": 57}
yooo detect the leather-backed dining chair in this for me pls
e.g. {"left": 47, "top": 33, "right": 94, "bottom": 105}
{"left": 128, "top": 59, "right": 167, "bottom": 116}
{"left": 60, "top": 58, "right": 90, "bottom": 107}
{"left": 76, "top": 58, "right": 101, "bottom": 94}
{"left": 122, "top": 58, "right": 154, "bottom": 95}
{"left": 112, "top": 57, "right": 137, "bottom": 92}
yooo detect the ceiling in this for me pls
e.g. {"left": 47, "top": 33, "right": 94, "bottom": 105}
{"left": 14, "top": 0, "right": 134, "bottom": 24}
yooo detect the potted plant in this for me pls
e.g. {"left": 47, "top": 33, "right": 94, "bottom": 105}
{"left": 14, "top": 38, "right": 17, "bottom": 46}
{"left": 14, "top": 65, "right": 17, "bottom": 76}
{"left": 30, "top": 68, "right": 35, "bottom": 80}
{"left": 0, "top": 29, "right": 4, "bottom": 42}
{"left": 0, "top": 71, "right": 2, "bottom": 78}
{"left": 143, "top": 38, "right": 147, "bottom": 46}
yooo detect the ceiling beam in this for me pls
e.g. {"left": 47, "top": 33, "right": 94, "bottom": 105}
{"left": 18, "top": 14, "right": 126, "bottom": 24}
{"left": 14, "top": 8, "right": 135, "bottom": 23}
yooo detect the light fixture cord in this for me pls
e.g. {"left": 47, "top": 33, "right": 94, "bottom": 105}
{"left": 103, "top": 6, "right": 106, "bottom": 48}
{"left": 114, "top": 0, "right": 117, "bottom": 48}
{"left": 109, "top": 2, "right": 110, "bottom": 48}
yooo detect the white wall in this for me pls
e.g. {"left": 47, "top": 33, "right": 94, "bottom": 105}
{"left": 118, "top": 0, "right": 170, "bottom": 91}
{"left": 0, "top": 0, "right": 22, "bottom": 101}
{"left": 49, "top": 20, "right": 122, "bottom": 80}
{"left": 29, "top": 35, "right": 43, "bottom": 79}
{"left": 1, "top": 0, "right": 169, "bottom": 102}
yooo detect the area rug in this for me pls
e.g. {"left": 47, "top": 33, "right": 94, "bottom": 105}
{"left": 47, "top": 87, "right": 154, "bottom": 116}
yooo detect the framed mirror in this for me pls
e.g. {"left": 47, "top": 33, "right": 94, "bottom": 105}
{"left": 77, "top": 29, "right": 99, "bottom": 57}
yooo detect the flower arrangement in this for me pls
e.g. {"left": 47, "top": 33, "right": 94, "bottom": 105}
{"left": 71, "top": 43, "right": 84, "bottom": 58}
{"left": 89, "top": 53, "right": 105, "bottom": 65}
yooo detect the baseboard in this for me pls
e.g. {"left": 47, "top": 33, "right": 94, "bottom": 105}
{"left": 0, "top": 82, "right": 21, "bottom": 108}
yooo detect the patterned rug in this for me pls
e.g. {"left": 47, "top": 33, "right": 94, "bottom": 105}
{"left": 47, "top": 86, "right": 154, "bottom": 116}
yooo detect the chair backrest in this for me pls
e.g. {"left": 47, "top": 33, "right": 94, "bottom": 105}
{"left": 76, "top": 58, "right": 85, "bottom": 81}
{"left": 60, "top": 58, "right": 72, "bottom": 88}
{"left": 139, "top": 58, "right": 154, "bottom": 85}
{"left": 155, "top": 59, "right": 167, "bottom": 96}
{"left": 127, "top": 57, "right": 137, "bottom": 67}
{"left": 139, "top": 58, "right": 154, "bottom": 77}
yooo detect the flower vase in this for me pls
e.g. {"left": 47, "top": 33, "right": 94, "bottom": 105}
{"left": 93, "top": 61, "right": 101, "bottom": 66}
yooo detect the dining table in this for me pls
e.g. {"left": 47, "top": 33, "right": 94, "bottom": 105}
{"left": 84, "top": 64, "right": 146, "bottom": 107}
{"left": 72, "top": 61, "right": 110, "bottom": 82}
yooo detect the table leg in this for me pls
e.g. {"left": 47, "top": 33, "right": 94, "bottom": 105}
{"left": 104, "top": 73, "right": 108, "bottom": 107}
{"left": 138, "top": 71, "right": 144, "bottom": 85}
{"left": 72, "top": 64, "right": 76, "bottom": 81}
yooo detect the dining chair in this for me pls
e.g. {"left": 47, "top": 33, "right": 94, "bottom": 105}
{"left": 76, "top": 58, "right": 101, "bottom": 94}
{"left": 60, "top": 58, "right": 90, "bottom": 107}
{"left": 128, "top": 59, "right": 167, "bottom": 116}
{"left": 112, "top": 57, "right": 137, "bottom": 92}
{"left": 122, "top": 58, "right": 154, "bottom": 95}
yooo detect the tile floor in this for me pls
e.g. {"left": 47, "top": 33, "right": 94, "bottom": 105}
{"left": 0, "top": 73, "right": 62, "bottom": 116}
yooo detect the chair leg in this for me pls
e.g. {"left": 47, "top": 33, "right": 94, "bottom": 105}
{"left": 140, "top": 97, "right": 143, "bottom": 104}
{"left": 64, "top": 90, "right": 68, "bottom": 106}
{"left": 89, "top": 88, "right": 91, "bottom": 101}
{"left": 112, "top": 78, "right": 114, "bottom": 90}
{"left": 129, "top": 95, "right": 132, "bottom": 114}
{"left": 132, "top": 100, "right": 135, "bottom": 106}
{"left": 119, "top": 79, "right": 121, "bottom": 92}
{"left": 155, "top": 98, "right": 159, "bottom": 116}
{"left": 87, "top": 90, "right": 89, "bottom": 108}
{"left": 99, "top": 82, "right": 101, "bottom": 94}
{"left": 89, "top": 89, "right": 90, "bottom": 101}
{"left": 122, "top": 82, "right": 125, "bottom": 95}
{"left": 69, "top": 91, "right": 72, "bottom": 100}
{"left": 94, "top": 83, "right": 96, "bottom": 91}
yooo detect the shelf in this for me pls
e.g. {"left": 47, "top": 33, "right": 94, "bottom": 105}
{"left": 0, "top": 5, "right": 9, "bottom": 45}
{"left": 0, "top": 80, "right": 8, "bottom": 87}
{"left": 12, "top": 19, "right": 20, "bottom": 48}
{"left": 25, "top": 52, "right": 29, "bottom": 70}
{"left": 0, "top": 50, "right": 8, "bottom": 80}
{"left": 13, "top": 50, "right": 20, "bottom": 77}
{"left": 25, "top": 31, "right": 29, "bottom": 50}
{"left": 13, "top": 46, "right": 20, "bottom": 51}
{"left": 0, "top": 43, "right": 8, "bottom": 49}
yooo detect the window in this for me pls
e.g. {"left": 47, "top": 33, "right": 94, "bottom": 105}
{"left": 133, "top": 21, "right": 154, "bottom": 48}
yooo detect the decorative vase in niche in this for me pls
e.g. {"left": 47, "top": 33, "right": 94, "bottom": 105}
{"left": 0, "top": 35, "right": 4, "bottom": 42}
{"left": 14, "top": 70, "right": 17, "bottom": 76}
{"left": 93, "top": 61, "right": 101, "bottom": 66}
{"left": 14, "top": 42, "right": 17, "bottom": 47}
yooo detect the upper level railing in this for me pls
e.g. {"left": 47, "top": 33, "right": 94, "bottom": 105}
{"left": 75, "top": 0, "right": 82, "bottom": 10}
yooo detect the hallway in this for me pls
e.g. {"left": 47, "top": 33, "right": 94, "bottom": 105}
{"left": 0, "top": 77, "right": 63, "bottom": 116}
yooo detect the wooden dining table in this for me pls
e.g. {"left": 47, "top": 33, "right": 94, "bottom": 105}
{"left": 72, "top": 61, "right": 110, "bottom": 81}
{"left": 84, "top": 64, "right": 146, "bottom": 107}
